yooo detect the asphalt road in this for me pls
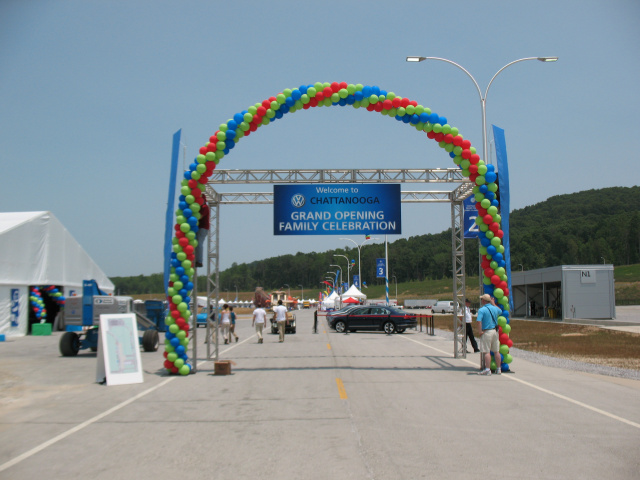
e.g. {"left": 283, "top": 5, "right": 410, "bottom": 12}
{"left": 1, "top": 310, "right": 639, "bottom": 479}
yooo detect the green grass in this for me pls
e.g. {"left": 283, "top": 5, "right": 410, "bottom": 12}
{"left": 614, "top": 264, "right": 640, "bottom": 282}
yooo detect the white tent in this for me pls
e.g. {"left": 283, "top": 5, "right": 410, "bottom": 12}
{"left": 0, "top": 211, "right": 114, "bottom": 337}
{"left": 341, "top": 285, "right": 366, "bottom": 300}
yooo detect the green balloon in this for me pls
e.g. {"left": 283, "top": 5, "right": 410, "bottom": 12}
{"left": 481, "top": 199, "right": 491, "bottom": 209}
{"left": 167, "top": 352, "right": 178, "bottom": 363}
{"left": 307, "top": 87, "right": 317, "bottom": 97}
{"left": 174, "top": 358, "right": 184, "bottom": 369}
{"left": 494, "top": 288, "right": 504, "bottom": 298}
{"left": 503, "top": 324, "right": 511, "bottom": 334}
{"left": 487, "top": 206, "right": 498, "bottom": 216}
{"left": 495, "top": 267, "right": 506, "bottom": 277}
{"left": 432, "top": 123, "right": 442, "bottom": 133}
{"left": 491, "top": 237, "right": 502, "bottom": 247}
{"left": 331, "top": 92, "right": 340, "bottom": 103}
{"left": 483, "top": 276, "right": 492, "bottom": 285}
{"left": 173, "top": 281, "right": 183, "bottom": 290}
{"left": 339, "top": 88, "right": 348, "bottom": 99}
{"left": 169, "top": 324, "right": 179, "bottom": 334}
{"left": 479, "top": 223, "right": 489, "bottom": 232}
{"left": 179, "top": 223, "right": 191, "bottom": 233}
{"left": 177, "top": 330, "right": 186, "bottom": 340}
{"left": 405, "top": 104, "right": 415, "bottom": 115}
{"left": 490, "top": 260, "right": 498, "bottom": 270}
{"left": 171, "top": 295, "right": 182, "bottom": 305}
{"left": 504, "top": 354, "right": 513, "bottom": 364}
{"left": 497, "top": 316, "right": 507, "bottom": 327}
{"left": 499, "top": 344, "right": 509, "bottom": 355}
{"left": 488, "top": 182, "right": 498, "bottom": 192}
{"left": 442, "top": 124, "right": 451, "bottom": 134}
{"left": 180, "top": 186, "right": 190, "bottom": 196}
{"left": 486, "top": 230, "right": 495, "bottom": 239}
{"left": 475, "top": 175, "right": 486, "bottom": 185}
{"left": 179, "top": 365, "right": 190, "bottom": 375}
{"left": 177, "top": 302, "right": 188, "bottom": 313}
{"left": 453, "top": 146, "right": 463, "bottom": 156}
{"left": 397, "top": 107, "right": 405, "bottom": 116}
{"left": 196, "top": 154, "right": 206, "bottom": 163}
{"left": 347, "top": 84, "right": 356, "bottom": 95}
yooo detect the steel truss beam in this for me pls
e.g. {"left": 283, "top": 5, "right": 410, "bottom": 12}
{"left": 195, "top": 168, "right": 472, "bottom": 363}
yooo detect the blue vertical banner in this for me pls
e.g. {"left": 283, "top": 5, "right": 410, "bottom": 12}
{"left": 164, "top": 129, "right": 181, "bottom": 295}
{"left": 463, "top": 196, "right": 479, "bottom": 238}
{"left": 376, "top": 259, "right": 386, "bottom": 278}
{"left": 353, "top": 275, "right": 360, "bottom": 289}
{"left": 492, "top": 125, "right": 513, "bottom": 311}
{"left": 10, "top": 288, "right": 20, "bottom": 327}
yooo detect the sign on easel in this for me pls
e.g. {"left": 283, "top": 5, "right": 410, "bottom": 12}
{"left": 96, "top": 314, "right": 144, "bottom": 386}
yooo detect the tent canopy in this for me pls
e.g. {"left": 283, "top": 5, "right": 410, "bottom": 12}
{"left": 343, "top": 297, "right": 360, "bottom": 304}
{"left": 341, "top": 285, "right": 366, "bottom": 299}
{"left": 0, "top": 211, "right": 114, "bottom": 291}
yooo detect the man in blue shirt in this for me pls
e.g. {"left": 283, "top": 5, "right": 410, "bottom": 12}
{"left": 476, "top": 294, "right": 503, "bottom": 375}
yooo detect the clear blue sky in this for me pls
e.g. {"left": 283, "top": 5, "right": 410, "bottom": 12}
{"left": 1, "top": 0, "right": 639, "bottom": 277}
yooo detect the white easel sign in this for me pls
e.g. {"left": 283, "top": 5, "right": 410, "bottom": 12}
{"left": 96, "top": 314, "right": 144, "bottom": 386}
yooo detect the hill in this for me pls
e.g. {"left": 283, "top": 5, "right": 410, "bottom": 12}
{"left": 112, "top": 186, "right": 640, "bottom": 295}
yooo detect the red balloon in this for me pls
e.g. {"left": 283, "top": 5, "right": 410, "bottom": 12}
{"left": 309, "top": 97, "right": 319, "bottom": 107}
{"left": 477, "top": 207, "right": 487, "bottom": 217}
{"left": 339, "top": 81, "right": 348, "bottom": 90}
{"left": 434, "top": 133, "right": 444, "bottom": 142}
{"left": 507, "top": 339, "right": 513, "bottom": 348}
{"left": 443, "top": 134, "right": 454, "bottom": 143}
{"left": 374, "top": 102, "right": 383, "bottom": 112}
{"left": 499, "top": 333, "right": 509, "bottom": 344}
{"left": 489, "top": 222, "right": 500, "bottom": 233}
{"left": 170, "top": 366, "right": 179, "bottom": 374}
{"left": 199, "top": 146, "right": 208, "bottom": 155}
{"left": 483, "top": 214, "right": 493, "bottom": 225}
{"left": 366, "top": 104, "right": 375, "bottom": 112}
{"left": 257, "top": 106, "right": 267, "bottom": 116}
{"left": 164, "top": 360, "right": 173, "bottom": 369}
{"left": 426, "top": 131, "right": 436, "bottom": 139}
{"left": 382, "top": 99, "right": 392, "bottom": 110}
{"left": 171, "top": 310, "right": 180, "bottom": 318}
{"left": 503, "top": 288, "right": 509, "bottom": 297}
{"left": 268, "top": 96, "right": 277, "bottom": 102}
{"left": 484, "top": 268, "right": 495, "bottom": 278}
{"left": 469, "top": 165, "right": 478, "bottom": 175}
{"left": 461, "top": 140, "right": 471, "bottom": 149}
{"left": 481, "top": 259, "right": 491, "bottom": 269}
{"left": 491, "top": 275, "right": 501, "bottom": 285}
{"left": 261, "top": 99, "right": 271, "bottom": 109}
{"left": 461, "top": 149, "right": 471, "bottom": 159}
{"left": 452, "top": 136, "right": 463, "bottom": 146}
{"left": 315, "top": 92, "right": 325, "bottom": 101}
{"left": 470, "top": 154, "right": 480, "bottom": 164}
{"left": 330, "top": 82, "right": 340, "bottom": 93}
{"left": 250, "top": 122, "right": 258, "bottom": 132}
{"left": 401, "top": 97, "right": 411, "bottom": 108}
{"left": 409, "top": 100, "right": 418, "bottom": 107}
{"left": 469, "top": 173, "right": 478, "bottom": 182}
{"left": 498, "top": 281, "right": 508, "bottom": 290}
{"left": 163, "top": 351, "right": 168, "bottom": 359}
{"left": 496, "top": 230, "right": 504, "bottom": 239}
{"left": 392, "top": 97, "right": 402, "bottom": 108}
{"left": 322, "top": 86, "right": 333, "bottom": 97}
{"left": 179, "top": 238, "right": 189, "bottom": 247}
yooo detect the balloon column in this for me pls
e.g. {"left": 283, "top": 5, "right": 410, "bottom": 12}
{"left": 30, "top": 287, "right": 47, "bottom": 323}
{"left": 44, "top": 285, "right": 66, "bottom": 307}
{"left": 165, "top": 82, "right": 512, "bottom": 374}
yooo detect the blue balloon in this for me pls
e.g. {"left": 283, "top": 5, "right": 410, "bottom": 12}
{"left": 502, "top": 364, "right": 510, "bottom": 372}
{"left": 485, "top": 191, "right": 495, "bottom": 200}
{"left": 188, "top": 217, "right": 198, "bottom": 227}
{"left": 226, "top": 129, "right": 236, "bottom": 139}
{"left": 176, "top": 266, "right": 185, "bottom": 276}
{"left": 183, "top": 208, "right": 192, "bottom": 218}
{"left": 493, "top": 252, "right": 503, "bottom": 262}
{"left": 285, "top": 96, "right": 295, "bottom": 107}
{"left": 299, "top": 85, "right": 308, "bottom": 94}
{"left": 227, "top": 120, "right": 237, "bottom": 131}
{"left": 179, "top": 289, "right": 188, "bottom": 297}
{"left": 420, "top": 112, "right": 430, "bottom": 123}
{"left": 183, "top": 171, "right": 191, "bottom": 180}
{"left": 223, "top": 147, "right": 230, "bottom": 153}
{"left": 395, "top": 115, "right": 403, "bottom": 121}
{"left": 178, "top": 201, "right": 187, "bottom": 211}
{"left": 484, "top": 285, "right": 494, "bottom": 294}
{"left": 362, "top": 86, "right": 372, "bottom": 97}
{"left": 346, "top": 96, "right": 355, "bottom": 105}
{"left": 481, "top": 237, "right": 491, "bottom": 247}
{"left": 179, "top": 195, "right": 186, "bottom": 201}
{"left": 479, "top": 185, "right": 488, "bottom": 193}
{"left": 429, "top": 113, "right": 439, "bottom": 124}
{"left": 487, "top": 164, "right": 495, "bottom": 172}
{"left": 166, "top": 331, "right": 175, "bottom": 340}
{"left": 449, "top": 152, "right": 456, "bottom": 158}
{"left": 379, "top": 89, "right": 387, "bottom": 96}
{"left": 186, "top": 282, "right": 194, "bottom": 291}
{"left": 233, "top": 113, "right": 244, "bottom": 124}
{"left": 275, "top": 110, "right": 284, "bottom": 119}
{"left": 487, "top": 245, "right": 497, "bottom": 256}
{"left": 337, "top": 98, "right": 346, "bottom": 106}
{"left": 410, "top": 114, "right": 420, "bottom": 124}
{"left": 439, "top": 116, "right": 447, "bottom": 125}
{"left": 354, "top": 91, "right": 363, "bottom": 101}
{"left": 491, "top": 199, "right": 500, "bottom": 208}
{"left": 485, "top": 172, "right": 497, "bottom": 183}
{"left": 291, "top": 89, "right": 302, "bottom": 100}
{"left": 170, "top": 337, "right": 180, "bottom": 347}
{"left": 371, "top": 85, "right": 380, "bottom": 95}
{"left": 225, "top": 139, "right": 235, "bottom": 150}
{"left": 189, "top": 162, "right": 197, "bottom": 171}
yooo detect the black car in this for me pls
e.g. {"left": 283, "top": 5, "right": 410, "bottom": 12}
{"left": 329, "top": 306, "right": 417, "bottom": 334}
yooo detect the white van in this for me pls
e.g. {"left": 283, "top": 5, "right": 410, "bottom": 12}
{"left": 433, "top": 300, "right": 456, "bottom": 314}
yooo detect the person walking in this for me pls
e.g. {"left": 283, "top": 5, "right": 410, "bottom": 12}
{"left": 273, "top": 300, "right": 288, "bottom": 343}
{"left": 459, "top": 298, "right": 479, "bottom": 353}
{"left": 252, "top": 304, "right": 267, "bottom": 343}
{"left": 220, "top": 304, "right": 231, "bottom": 344}
{"left": 229, "top": 306, "right": 239, "bottom": 342}
{"left": 476, "top": 294, "right": 503, "bottom": 375}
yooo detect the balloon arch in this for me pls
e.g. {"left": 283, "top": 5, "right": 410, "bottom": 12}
{"left": 163, "top": 82, "right": 513, "bottom": 375}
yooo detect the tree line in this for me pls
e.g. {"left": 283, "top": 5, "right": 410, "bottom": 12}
{"left": 112, "top": 186, "right": 640, "bottom": 295}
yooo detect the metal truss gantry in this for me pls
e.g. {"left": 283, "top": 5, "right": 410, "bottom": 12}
{"left": 193, "top": 168, "right": 473, "bottom": 366}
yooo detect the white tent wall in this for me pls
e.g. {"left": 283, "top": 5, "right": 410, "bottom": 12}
{"left": 0, "top": 212, "right": 114, "bottom": 336}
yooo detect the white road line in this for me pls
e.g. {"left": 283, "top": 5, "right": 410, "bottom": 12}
{"left": 0, "top": 377, "right": 175, "bottom": 473}
{"left": 400, "top": 334, "right": 640, "bottom": 429}
{"left": 1, "top": 335, "right": 257, "bottom": 472}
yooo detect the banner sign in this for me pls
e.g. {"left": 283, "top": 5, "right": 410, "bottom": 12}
{"left": 10, "top": 288, "right": 20, "bottom": 327}
{"left": 96, "top": 314, "right": 144, "bottom": 386}
{"left": 376, "top": 258, "right": 386, "bottom": 278}
{"left": 493, "top": 125, "right": 512, "bottom": 311}
{"left": 463, "top": 196, "right": 479, "bottom": 238}
{"left": 274, "top": 184, "right": 401, "bottom": 235}
{"left": 353, "top": 275, "right": 360, "bottom": 289}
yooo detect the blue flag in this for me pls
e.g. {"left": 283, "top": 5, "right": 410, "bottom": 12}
{"left": 164, "top": 129, "right": 181, "bottom": 295}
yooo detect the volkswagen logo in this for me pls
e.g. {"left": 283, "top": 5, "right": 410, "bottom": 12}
{"left": 291, "top": 194, "right": 305, "bottom": 208}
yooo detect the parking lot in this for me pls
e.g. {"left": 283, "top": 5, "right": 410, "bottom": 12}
{"left": 1, "top": 309, "right": 639, "bottom": 479}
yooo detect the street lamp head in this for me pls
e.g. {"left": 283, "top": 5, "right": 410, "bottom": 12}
{"left": 406, "top": 56, "right": 426, "bottom": 62}
{"left": 537, "top": 57, "right": 558, "bottom": 62}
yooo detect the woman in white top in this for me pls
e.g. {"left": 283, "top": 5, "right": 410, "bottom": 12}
{"left": 220, "top": 304, "right": 231, "bottom": 344}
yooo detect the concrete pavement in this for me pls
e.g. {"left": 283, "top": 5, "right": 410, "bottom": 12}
{"left": 1, "top": 310, "right": 638, "bottom": 479}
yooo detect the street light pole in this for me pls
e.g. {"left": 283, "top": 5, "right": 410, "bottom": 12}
{"left": 333, "top": 254, "right": 351, "bottom": 286}
{"left": 340, "top": 237, "right": 379, "bottom": 290}
{"left": 234, "top": 284, "right": 238, "bottom": 303}
{"left": 298, "top": 284, "right": 304, "bottom": 303}
{"left": 282, "top": 284, "right": 290, "bottom": 302}
{"left": 405, "top": 56, "right": 558, "bottom": 166}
